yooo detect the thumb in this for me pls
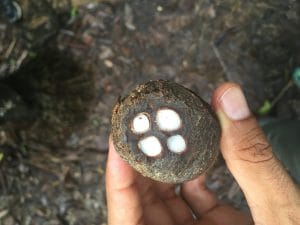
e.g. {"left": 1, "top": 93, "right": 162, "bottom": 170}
{"left": 212, "top": 83, "right": 300, "bottom": 224}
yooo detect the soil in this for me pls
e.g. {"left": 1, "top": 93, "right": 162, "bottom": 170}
{"left": 0, "top": 0, "right": 299, "bottom": 224}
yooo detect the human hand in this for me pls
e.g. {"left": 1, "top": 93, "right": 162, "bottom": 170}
{"left": 106, "top": 83, "right": 300, "bottom": 225}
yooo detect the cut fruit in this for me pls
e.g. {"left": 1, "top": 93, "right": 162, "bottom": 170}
{"left": 156, "top": 108, "right": 181, "bottom": 132}
{"left": 138, "top": 136, "right": 162, "bottom": 157}
{"left": 167, "top": 135, "right": 186, "bottom": 153}
{"left": 132, "top": 113, "right": 150, "bottom": 134}
{"left": 111, "top": 80, "right": 220, "bottom": 183}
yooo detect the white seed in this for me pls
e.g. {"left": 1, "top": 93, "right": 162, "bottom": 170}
{"left": 156, "top": 108, "right": 181, "bottom": 132}
{"left": 138, "top": 136, "right": 162, "bottom": 157}
{"left": 132, "top": 113, "right": 150, "bottom": 134}
{"left": 167, "top": 135, "right": 186, "bottom": 153}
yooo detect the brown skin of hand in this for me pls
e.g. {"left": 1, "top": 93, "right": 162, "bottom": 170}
{"left": 106, "top": 139, "right": 253, "bottom": 225}
{"left": 106, "top": 82, "right": 300, "bottom": 225}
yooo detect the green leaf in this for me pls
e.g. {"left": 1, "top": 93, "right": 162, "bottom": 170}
{"left": 292, "top": 67, "right": 300, "bottom": 89}
{"left": 258, "top": 100, "right": 272, "bottom": 115}
{"left": 0, "top": 152, "right": 4, "bottom": 161}
{"left": 70, "top": 6, "right": 78, "bottom": 20}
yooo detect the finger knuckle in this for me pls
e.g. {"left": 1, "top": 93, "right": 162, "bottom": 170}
{"left": 235, "top": 127, "right": 274, "bottom": 164}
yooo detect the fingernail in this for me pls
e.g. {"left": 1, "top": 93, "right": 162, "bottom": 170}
{"left": 220, "top": 86, "right": 250, "bottom": 121}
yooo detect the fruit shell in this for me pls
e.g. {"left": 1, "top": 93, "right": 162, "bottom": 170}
{"left": 111, "top": 80, "right": 220, "bottom": 183}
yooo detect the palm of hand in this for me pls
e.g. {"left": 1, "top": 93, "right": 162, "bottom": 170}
{"left": 106, "top": 146, "right": 252, "bottom": 225}
{"left": 121, "top": 174, "right": 252, "bottom": 225}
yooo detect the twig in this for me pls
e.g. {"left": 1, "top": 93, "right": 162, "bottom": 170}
{"left": 15, "top": 50, "right": 28, "bottom": 70}
{"left": 269, "top": 80, "right": 293, "bottom": 109}
{"left": 4, "top": 38, "right": 16, "bottom": 59}
{"left": 211, "top": 41, "right": 231, "bottom": 78}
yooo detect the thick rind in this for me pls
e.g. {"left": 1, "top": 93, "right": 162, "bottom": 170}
{"left": 111, "top": 80, "right": 220, "bottom": 183}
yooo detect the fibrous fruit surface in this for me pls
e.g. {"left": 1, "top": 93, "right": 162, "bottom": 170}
{"left": 111, "top": 80, "right": 220, "bottom": 183}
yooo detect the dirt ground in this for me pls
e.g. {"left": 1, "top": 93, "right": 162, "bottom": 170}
{"left": 0, "top": 0, "right": 299, "bottom": 224}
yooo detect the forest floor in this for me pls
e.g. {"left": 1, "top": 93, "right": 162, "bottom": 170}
{"left": 0, "top": 1, "right": 299, "bottom": 224}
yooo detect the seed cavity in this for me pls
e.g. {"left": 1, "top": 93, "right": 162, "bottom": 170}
{"left": 167, "top": 135, "right": 186, "bottom": 153}
{"left": 132, "top": 113, "right": 150, "bottom": 134}
{"left": 156, "top": 108, "right": 181, "bottom": 132}
{"left": 138, "top": 136, "right": 162, "bottom": 157}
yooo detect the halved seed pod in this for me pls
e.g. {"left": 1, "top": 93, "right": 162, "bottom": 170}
{"left": 111, "top": 80, "right": 221, "bottom": 183}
